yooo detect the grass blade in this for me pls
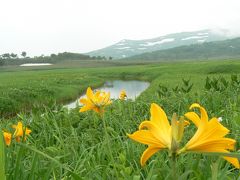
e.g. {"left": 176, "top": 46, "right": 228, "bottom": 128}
{"left": 19, "top": 143, "right": 82, "bottom": 180}
{"left": 0, "top": 131, "right": 6, "bottom": 180}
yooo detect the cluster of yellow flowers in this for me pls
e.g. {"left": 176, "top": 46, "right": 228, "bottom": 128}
{"left": 79, "top": 87, "right": 112, "bottom": 113}
{"left": 119, "top": 90, "right": 127, "bottom": 100}
{"left": 79, "top": 88, "right": 127, "bottom": 113}
{"left": 128, "top": 103, "right": 239, "bottom": 169}
{"left": 80, "top": 87, "right": 240, "bottom": 169}
{"left": 2, "top": 121, "right": 31, "bottom": 146}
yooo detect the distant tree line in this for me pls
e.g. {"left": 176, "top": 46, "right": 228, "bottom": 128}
{"left": 0, "top": 52, "right": 113, "bottom": 66}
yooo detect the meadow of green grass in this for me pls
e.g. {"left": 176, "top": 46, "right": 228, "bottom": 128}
{"left": 1, "top": 59, "right": 240, "bottom": 117}
{"left": 0, "top": 59, "right": 240, "bottom": 179}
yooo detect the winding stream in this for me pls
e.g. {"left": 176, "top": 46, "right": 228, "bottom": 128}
{"left": 65, "top": 80, "right": 150, "bottom": 109}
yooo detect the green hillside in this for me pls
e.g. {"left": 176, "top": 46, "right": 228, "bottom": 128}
{"left": 86, "top": 29, "right": 228, "bottom": 59}
{"left": 125, "top": 37, "right": 240, "bottom": 61}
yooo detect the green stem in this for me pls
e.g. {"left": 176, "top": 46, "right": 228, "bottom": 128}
{"left": 211, "top": 159, "right": 219, "bottom": 180}
{"left": 171, "top": 153, "right": 177, "bottom": 180}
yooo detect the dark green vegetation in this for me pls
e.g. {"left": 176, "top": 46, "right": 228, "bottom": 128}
{"left": 125, "top": 37, "right": 240, "bottom": 61}
{"left": 0, "top": 52, "right": 108, "bottom": 66}
{"left": 0, "top": 60, "right": 240, "bottom": 179}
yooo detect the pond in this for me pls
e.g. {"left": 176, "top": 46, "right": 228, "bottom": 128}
{"left": 65, "top": 80, "right": 150, "bottom": 109}
{"left": 20, "top": 63, "right": 52, "bottom": 67}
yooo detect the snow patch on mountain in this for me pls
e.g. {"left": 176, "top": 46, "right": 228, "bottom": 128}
{"left": 198, "top": 32, "right": 209, "bottom": 35}
{"left": 182, "top": 36, "right": 208, "bottom": 40}
{"left": 116, "top": 43, "right": 125, "bottom": 46}
{"left": 115, "top": 47, "right": 131, "bottom": 50}
{"left": 140, "top": 38, "right": 175, "bottom": 47}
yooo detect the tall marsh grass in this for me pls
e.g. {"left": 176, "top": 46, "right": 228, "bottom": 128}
{"left": 1, "top": 75, "right": 239, "bottom": 179}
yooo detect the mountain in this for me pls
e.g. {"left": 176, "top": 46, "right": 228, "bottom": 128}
{"left": 123, "top": 37, "right": 240, "bottom": 61}
{"left": 86, "top": 29, "right": 230, "bottom": 59}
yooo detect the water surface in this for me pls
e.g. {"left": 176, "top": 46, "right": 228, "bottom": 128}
{"left": 65, "top": 80, "right": 150, "bottom": 109}
{"left": 20, "top": 63, "right": 52, "bottom": 67}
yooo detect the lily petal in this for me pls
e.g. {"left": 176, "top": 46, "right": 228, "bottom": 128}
{"left": 79, "top": 105, "right": 93, "bottom": 112}
{"left": 25, "top": 128, "right": 32, "bottom": 135}
{"left": 223, "top": 156, "right": 240, "bottom": 169}
{"left": 150, "top": 103, "right": 170, "bottom": 131}
{"left": 187, "top": 138, "right": 236, "bottom": 152}
{"left": 79, "top": 98, "right": 89, "bottom": 105}
{"left": 86, "top": 87, "right": 94, "bottom": 100}
{"left": 128, "top": 130, "right": 166, "bottom": 147}
{"left": 184, "top": 112, "right": 200, "bottom": 127}
{"left": 206, "top": 118, "right": 230, "bottom": 138}
{"left": 13, "top": 122, "right": 23, "bottom": 137}
{"left": 3, "top": 131, "right": 12, "bottom": 146}
{"left": 139, "top": 121, "right": 171, "bottom": 148}
{"left": 184, "top": 103, "right": 238, "bottom": 170}
{"left": 189, "top": 103, "right": 208, "bottom": 124}
{"left": 140, "top": 146, "right": 161, "bottom": 166}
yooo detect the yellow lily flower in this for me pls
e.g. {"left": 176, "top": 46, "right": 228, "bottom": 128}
{"left": 128, "top": 103, "right": 187, "bottom": 166}
{"left": 79, "top": 87, "right": 112, "bottom": 113}
{"left": 3, "top": 131, "right": 12, "bottom": 146}
{"left": 119, "top": 90, "right": 127, "bottom": 100}
{"left": 12, "top": 122, "right": 32, "bottom": 142}
{"left": 183, "top": 103, "right": 239, "bottom": 169}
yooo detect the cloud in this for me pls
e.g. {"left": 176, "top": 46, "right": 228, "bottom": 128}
{"left": 0, "top": 0, "right": 240, "bottom": 56}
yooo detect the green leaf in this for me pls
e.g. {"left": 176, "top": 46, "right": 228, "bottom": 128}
{"left": 0, "top": 131, "right": 6, "bottom": 180}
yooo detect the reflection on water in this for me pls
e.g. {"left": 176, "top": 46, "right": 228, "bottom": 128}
{"left": 65, "top": 80, "right": 150, "bottom": 109}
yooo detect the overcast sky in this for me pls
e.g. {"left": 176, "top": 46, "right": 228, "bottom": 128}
{"left": 1, "top": 0, "right": 240, "bottom": 56}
